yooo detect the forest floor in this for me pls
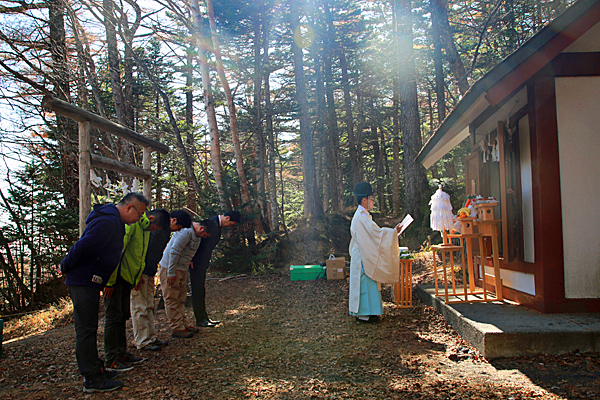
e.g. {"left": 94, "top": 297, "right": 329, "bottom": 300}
{"left": 2, "top": 258, "right": 600, "bottom": 399}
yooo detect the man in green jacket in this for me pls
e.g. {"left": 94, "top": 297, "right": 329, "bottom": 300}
{"left": 103, "top": 208, "right": 170, "bottom": 371}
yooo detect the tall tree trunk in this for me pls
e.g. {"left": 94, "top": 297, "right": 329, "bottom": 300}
{"left": 323, "top": 0, "right": 342, "bottom": 212}
{"left": 102, "top": 0, "right": 125, "bottom": 121}
{"left": 430, "top": 0, "right": 446, "bottom": 123}
{"left": 380, "top": 123, "right": 390, "bottom": 213}
{"left": 339, "top": 47, "right": 358, "bottom": 189}
{"left": 430, "top": 0, "right": 469, "bottom": 95}
{"left": 185, "top": 50, "right": 197, "bottom": 212}
{"left": 264, "top": 67, "right": 279, "bottom": 231}
{"left": 396, "top": 0, "right": 428, "bottom": 221}
{"left": 314, "top": 42, "right": 328, "bottom": 212}
{"left": 392, "top": 78, "right": 401, "bottom": 215}
{"left": 206, "top": 0, "right": 252, "bottom": 213}
{"left": 391, "top": 7, "right": 402, "bottom": 216}
{"left": 262, "top": 22, "right": 279, "bottom": 232}
{"left": 75, "top": 47, "right": 87, "bottom": 109}
{"left": 355, "top": 86, "right": 365, "bottom": 182}
{"left": 119, "top": 0, "right": 139, "bottom": 130}
{"left": 102, "top": 0, "right": 133, "bottom": 178}
{"left": 117, "top": 0, "right": 141, "bottom": 172}
{"left": 67, "top": 5, "right": 106, "bottom": 118}
{"left": 504, "top": 0, "right": 516, "bottom": 50}
{"left": 48, "top": 0, "right": 78, "bottom": 210}
{"left": 290, "top": 1, "right": 323, "bottom": 219}
{"left": 370, "top": 103, "right": 385, "bottom": 214}
{"left": 191, "top": 0, "right": 229, "bottom": 211}
{"left": 252, "top": 13, "right": 268, "bottom": 229}
{"left": 48, "top": 0, "right": 69, "bottom": 103}
{"left": 154, "top": 94, "right": 163, "bottom": 206}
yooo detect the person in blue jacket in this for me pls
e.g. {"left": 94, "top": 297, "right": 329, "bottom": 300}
{"left": 60, "top": 192, "right": 148, "bottom": 393}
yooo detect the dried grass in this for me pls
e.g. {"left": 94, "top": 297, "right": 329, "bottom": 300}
{"left": 3, "top": 297, "right": 73, "bottom": 341}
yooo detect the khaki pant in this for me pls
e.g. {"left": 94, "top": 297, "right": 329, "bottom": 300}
{"left": 130, "top": 274, "right": 157, "bottom": 349}
{"left": 159, "top": 268, "right": 190, "bottom": 332}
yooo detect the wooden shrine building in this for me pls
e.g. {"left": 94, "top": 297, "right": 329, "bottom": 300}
{"left": 416, "top": 0, "right": 600, "bottom": 313}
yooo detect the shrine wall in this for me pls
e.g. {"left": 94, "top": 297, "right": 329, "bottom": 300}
{"left": 563, "top": 20, "right": 600, "bottom": 53}
{"left": 555, "top": 76, "right": 600, "bottom": 299}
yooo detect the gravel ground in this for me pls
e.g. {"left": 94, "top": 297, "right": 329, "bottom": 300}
{"left": 1, "top": 270, "right": 599, "bottom": 399}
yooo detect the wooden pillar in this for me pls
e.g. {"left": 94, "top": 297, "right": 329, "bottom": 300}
{"left": 79, "top": 121, "right": 91, "bottom": 236}
{"left": 143, "top": 146, "right": 151, "bottom": 205}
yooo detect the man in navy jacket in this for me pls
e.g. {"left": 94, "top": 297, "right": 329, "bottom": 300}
{"left": 60, "top": 192, "right": 148, "bottom": 393}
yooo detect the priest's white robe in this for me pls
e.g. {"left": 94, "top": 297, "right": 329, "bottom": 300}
{"left": 349, "top": 205, "right": 400, "bottom": 314}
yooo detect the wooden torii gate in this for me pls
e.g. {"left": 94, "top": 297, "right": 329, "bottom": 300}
{"left": 42, "top": 95, "right": 170, "bottom": 234}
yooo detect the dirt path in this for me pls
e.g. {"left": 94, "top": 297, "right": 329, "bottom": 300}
{"left": 1, "top": 274, "right": 599, "bottom": 399}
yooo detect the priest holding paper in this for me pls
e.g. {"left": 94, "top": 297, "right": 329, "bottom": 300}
{"left": 349, "top": 182, "right": 406, "bottom": 323}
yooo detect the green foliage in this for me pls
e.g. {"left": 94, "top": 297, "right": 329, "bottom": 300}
{"left": 0, "top": 158, "right": 77, "bottom": 313}
{"left": 251, "top": 261, "right": 275, "bottom": 276}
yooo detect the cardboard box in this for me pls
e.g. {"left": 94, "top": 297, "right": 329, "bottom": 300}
{"left": 326, "top": 257, "right": 346, "bottom": 280}
{"left": 290, "top": 265, "right": 326, "bottom": 281}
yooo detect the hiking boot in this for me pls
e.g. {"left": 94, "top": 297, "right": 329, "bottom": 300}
{"left": 186, "top": 326, "right": 200, "bottom": 333}
{"left": 141, "top": 344, "right": 162, "bottom": 351}
{"left": 152, "top": 338, "right": 169, "bottom": 347}
{"left": 83, "top": 376, "right": 124, "bottom": 393}
{"left": 172, "top": 329, "right": 194, "bottom": 338}
{"left": 105, "top": 359, "right": 134, "bottom": 372}
{"left": 121, "top": 352, "right": 146, "bottom": 364}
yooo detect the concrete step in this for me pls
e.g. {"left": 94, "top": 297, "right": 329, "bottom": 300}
{"left": 416, "top": 284, "right": 600, "bottom": 359}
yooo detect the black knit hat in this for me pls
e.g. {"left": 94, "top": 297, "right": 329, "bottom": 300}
{"left": 353, "top": 182, "right": 373, "bottom": 196}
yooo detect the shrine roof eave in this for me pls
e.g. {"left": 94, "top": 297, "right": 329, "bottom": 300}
{"left": 416, "top": 0, "right": 600, "bottom": 170}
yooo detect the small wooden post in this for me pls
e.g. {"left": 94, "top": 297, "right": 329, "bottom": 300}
{"left": 79, "top": 121, "right": 91, "bottom": 236}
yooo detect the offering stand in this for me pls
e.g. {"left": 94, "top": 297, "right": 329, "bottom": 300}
{"left": 473, "top": 202, "right": 503, "bottom": 301}
{"left": 431, "top": 231, "right": 465, "bottom": 303}
{"left": 445, "top": 217, "right": 489, "bottom": 302}
{"left": 431, "top": 202, "right": 504, "bottom": 303}
{"left": 394, "top": 259, "right": 414, "bottom": 308}
{"left": 454, "top": 217, "right": 478, "bottom": 293}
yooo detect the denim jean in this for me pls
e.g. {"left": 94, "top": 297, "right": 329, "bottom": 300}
{"left": 103, "top": 278, "right": 131, "bottom": 363}
{"left": 69, "top": 285, "right": 104, "bottom": 380}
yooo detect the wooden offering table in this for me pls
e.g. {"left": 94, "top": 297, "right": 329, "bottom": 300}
{"left": 431, "top": 230, "right": 465, "bottom": 303}
{"left": 431, "top": 214, "right": 503, "bottom": 303}
{"left": 473, "top": 219, "right": 503, "bottom": 301}
{"left": 473, "top": 201, "right": 503, "bottom": 301}
{"left": 394, "top": 259, "right": 413, "bottom": 308}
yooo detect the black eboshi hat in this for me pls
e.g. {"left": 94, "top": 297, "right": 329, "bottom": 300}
{"left": 353, "top": 182, "right": 373, "bottom": 196}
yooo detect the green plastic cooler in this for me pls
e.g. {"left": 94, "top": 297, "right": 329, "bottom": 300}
{"left": 290, "top": 265, "right": 326, "bottom": 281}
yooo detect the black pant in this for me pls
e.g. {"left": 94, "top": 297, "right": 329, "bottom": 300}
{"left": 189, "top": 263, "right": 208, "bottom": 324}
{"left": 70, "top": 285, "right": 104, "bottom": 380}
{"left": 103, "top": 279, "right": 131, "bottom": 363}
